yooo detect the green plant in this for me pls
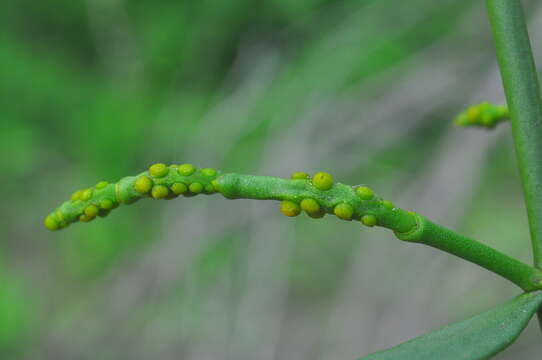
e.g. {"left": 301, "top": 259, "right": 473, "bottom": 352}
{"left": 43, "top": 0, "right": 542, "bottom": 359}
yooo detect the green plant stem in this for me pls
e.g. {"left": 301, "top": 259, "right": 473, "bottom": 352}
{"left": 486, "top": 0, "right": 542, "bottom": 270}
{"left": 397, "top": 214, "right": 542, "bottom": 292}
{"left": 45, "top": 166, "right": 542, "bottom": 291}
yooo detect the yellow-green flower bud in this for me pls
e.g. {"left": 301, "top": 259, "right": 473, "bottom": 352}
{"left": 151, "top": 185, "right": 169, "bottom": 199}
{"left": 361, "top": 214, "right": 377, "bottom": 227}
{"left": 201, "top": 168, "right": 217, "bottom": 177}
{"left": 300, "top": 198, "right": 321, "bottom": 215}
{"left": 99, "top": 199, "right": 114, "bottom": 210}
{"left": 96, "top": 181, "right": 109, "bottom": 189}
{"left": 80, "top": 188, "right": 93, "bottom": 201}
{"left": 334, "top": 203, "right": 353, "bottom": 220}
{"left": 356, "top": 186, "right": 374, "bottom": 200}
{"left": 189, "top": 182, "right": 203, "bottom": 194}
{"left": 44, "top": 215, "right": 59, "bottom": 231}
{"left": 71, "top": 190, "right": 83, "bottom": 201}
{"left": 291, "top": 171, "right": 310, "bottom": 180}
{"left": 84, "top": 205, "right": 99, "bottom": 218}
{"left": 171, "top": 183, "right": 188, "bottom": 195}
{"left": 280, "top": 200, "right": 301, "bottom": 217}
{"left": 149, "top": 163, "right": 169, "bottom": 178}
{"left": 134, "top": 176, "right": 153, "bottom": 194}
{"left": 312, "top": 172, "right": 333, "bottom": 191}
{"left": 178, "top": 163, "right": 196, "bottom": 176}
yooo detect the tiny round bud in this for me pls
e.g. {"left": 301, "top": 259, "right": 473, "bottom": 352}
{"left": 96, "top": 181, "right": 109, "bottom": 189}
{"left": 80, "top": 188, "right": 93, "bottom": 201}
{"left": 382, "top": 200, "right": 394, "bottom": 210}
{"left": 280, "top": 200, "right": 301, "bottom": 217}
{"left": 134, "top": 176, "right": 153, "bottom": 194}
{"left": 84, "top": 205, "right": 99, "bottom": 218}
{"left": 466, "top": 106, "right": 480, "bottom": 121}
{"left": 171, "top": 182, "right": 188, "bottom": 195}
{"left": 151, "top": 185, "right": 169, "bottom": 199}
{"left": 55, "top": 209, "right": 65, "bottom": 222}
{"left": 312, "top": 172, "right": 333, "bottom": 191}
{"left": 334, "top": 203, "right": 353, "bottom": 220}
{"left": 361, "top": 214, "right": 377, "bottom": 227}
{"left": 79, "top": 214, "right": 94, "bottom": 222}
{"left": 300, "top": 198, "right": 321, "bottom": 215}
{"left": 99, "top": 199, "right": 114, "bottom": 210}
{"left": 211, "top": 179, "right": 220, "bottom": 192}
{"left": 189, "top": 182, "right": 203, "bottom": 194}
{"left": 44, "top": 215, "right": 59, "bottom": 231}
{"left": 71, "top": 190, "right": 83, "bottom": 202}
{"left": 204, "top": 183, "right": 215, "bottom": 193}
{"left": 356, "top": 186, "right": 374, "bottom": 200}
{"left": 149, "top": 163, "right": 169, "bottom": 178}
{"left": 291, "top": 171, "right": 309, "bottom": 180}
{"left": 178, "top": 164, "right": 196, "bottom": 176}
{"left": 201, "top": 168, "right": 217, "bottom": 177}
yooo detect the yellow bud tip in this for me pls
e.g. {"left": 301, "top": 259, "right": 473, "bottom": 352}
{"left": 454, "top": 113, "right": 468, "bottom": 126}
{"left": 280, "top": 200, "right": 301, "bottom": 217}
{"left": 96, "top": 181, "right": 109, "bottom": 189}
{"left": 79, "top": 214, "right": 94, "bottom": 222}
{"left": 178, "top": 163, "right": 196, "bottom": 176}
{"left": 80, "top": 188, "right": 93, "bottom": 201}
{"left": 466, "top": 106, "right": 480, "bottom": 121}
{"left": 291, "top": 171, "right": 310, "bottom": 180}
{"left": 201, "top": 168, "right": 217, "bottom": 177}
{"left": 211, "top": 179, "right": 220, "bottom": 191}
{"left": 356, "top": 186, "right": 374, "bottom": 200}
{"left": 361, "top": 214, "right": 377, "bottom": 227}
{"left": 334, "top": 203, "right": 354, "bottom": 220}
{"left": 300, "top": 198, "right": 321, "bottom": 214}
{"left": 312, "top": 172, "right": 333, "bottom": 191}
{"left": 171, "top": 182, "right": 188, "bottom": 195}
{"left": 189, "top": 182, "right": 203, "bottom": 194}
{"left": 84, "top": 205, "right": 99, "bottom": 218}
{"left": 99, "top": 199, "right": 114, "bottom": 210}
{"left": 151, "top": 185, "right": 169, "bottom": 199}
{"left": 71, "top": 190, "right": 83, "bottom": 202}
{"left": 134, "top": 176, "right": 153, "bottom": 194}
{"left": 204, "top": 183, "right": 215, "bottom": 193}
{"left": 55, "top": 209, "right": 65, "bottom": 222}
{"left": 382, "top": 200, "right": 394, "bottom": 210}
{"left": 44, "top": 215, "right": 59, "bottom": 231}
{"left": 149, "top": 163, "right": 169, "bottom": 178}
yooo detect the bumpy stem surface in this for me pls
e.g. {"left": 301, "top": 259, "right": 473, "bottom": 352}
{"left": 454, "top": 102, "right": 509, "bottom": 128}
{"left": 45, "top": 163, "right": 542, "bottom": 291}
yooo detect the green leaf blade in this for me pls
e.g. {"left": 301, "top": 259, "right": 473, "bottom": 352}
{"left": 359, "top": 291, "right": 542, "bottom": 360}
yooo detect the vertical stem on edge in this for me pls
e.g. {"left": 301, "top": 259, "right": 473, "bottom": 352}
{"left": 486, "top": 0, "right": 542, "bottom": 269}
{"left": 486, "top": 0, "right": 542, "bottom": 331}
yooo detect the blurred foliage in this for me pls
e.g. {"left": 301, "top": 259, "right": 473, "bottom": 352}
{"left": 2, "top": 0, "right": 541, "bottom": 358}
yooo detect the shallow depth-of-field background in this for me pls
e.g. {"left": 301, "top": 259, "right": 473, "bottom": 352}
{"left": 3, "top": 0, "right": 542, "bottom": 359}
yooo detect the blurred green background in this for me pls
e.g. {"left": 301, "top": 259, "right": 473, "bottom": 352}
{"left": 2, "top": 0, "right": 542, "bottom": 358}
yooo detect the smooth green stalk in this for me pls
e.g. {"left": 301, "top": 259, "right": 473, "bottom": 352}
{"left": 397, "top": 215, "right": 542, "bottom": 292}
{"left": 44, "top": 164, "right": 542, "bottom": 291}
{"left": 486, "top": 0, "right": 542, "bottom": 270}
